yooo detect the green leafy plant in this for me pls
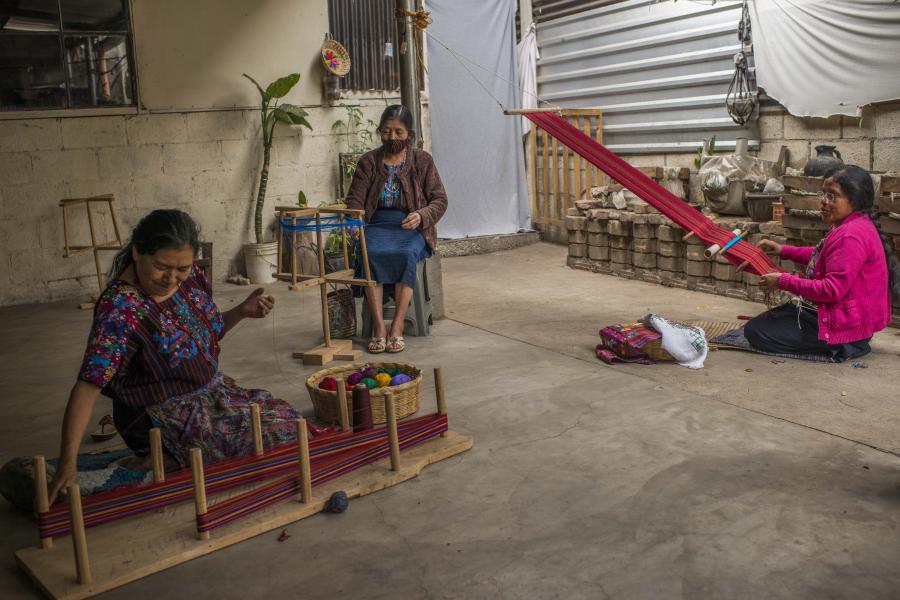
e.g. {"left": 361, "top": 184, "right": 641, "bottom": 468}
{"left": 694, "top": 135, "right": 717, "bottom": 170}
{"left": 243, "top": 72, "right": 312, "bottom": 244}
{"left": 331, "top": 103, "right": 376, "bottom": 179}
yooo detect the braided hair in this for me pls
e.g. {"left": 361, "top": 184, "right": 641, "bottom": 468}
{"left": 824, "top": 164, "right": 900, "bottom": 298}
{"left": 107, "top": 209, "right": 201, "bottom": 286}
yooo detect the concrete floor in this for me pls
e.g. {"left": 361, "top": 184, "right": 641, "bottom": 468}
{"left": 2, "top": 242, "right": 899, "bottom": 599}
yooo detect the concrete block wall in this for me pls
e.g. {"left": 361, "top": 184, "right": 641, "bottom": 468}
{"left": 0, "top": 100, "right": 395, "bottom": 306}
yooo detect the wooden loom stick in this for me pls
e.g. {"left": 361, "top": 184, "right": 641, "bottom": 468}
{"left": 149, "top": 428, "right": 165, "bottom": 483}
{"left": 682, "top": 231, "right": 697, "bottom": 242}
{"left": 33, "top": 456, "right": 52, "bottom": 549}
{"left": 296, "top": 419, "right": 313, "bottom": 503}
{"left": 251, "top": 404, "right": 264, "bottom": 456}
{"left": 315, "top": 212, "right": 333, "bottom": 349}
{"left": 190, "top": 448, "right": 210, "bottom": 540}
{"left": 384, "top": 391, "right": 401, "bottom": 471}
{"left": 67, "top": 484, "right": 92, "bottom": 584}
{"left": 736, "top": 260, "right": 751, "bottom": 273}
{"left": 336, "top": 378, "right": 351, "bottom": 432}
{"left": 434, "top": 367, "right": 447, "bottom": 438}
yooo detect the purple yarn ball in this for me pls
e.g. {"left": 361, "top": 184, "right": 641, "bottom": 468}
{"left": 346, "top": 372, "right": 363, "bottom": 386}
{"left": 361, "top": 367, "right": 377, "bottom": 379}
{"left": 390, "top": 373, "right": 412, "bottom": 386}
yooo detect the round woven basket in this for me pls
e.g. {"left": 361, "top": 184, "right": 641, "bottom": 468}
{"left": 306, "top": 362, "right": 421, "bottom": 425}
{"left": 321, "top": 39, "right": 351, "bottom": 77}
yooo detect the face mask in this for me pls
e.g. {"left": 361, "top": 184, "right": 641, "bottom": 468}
{"left": 382, "top": 138, "right": 409, "bottom": 155}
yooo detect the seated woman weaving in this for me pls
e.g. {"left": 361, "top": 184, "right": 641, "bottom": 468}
{"left": 47, "top": 210, "right": 299, "bottom": 503}
{"left": 749, "top": 165, "right": 898, "bottom": 360}
{"left": 345, "top": 104, "right": 448, "bottom": 354}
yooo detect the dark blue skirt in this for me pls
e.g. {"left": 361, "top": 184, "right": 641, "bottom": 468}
{"left": 356, "top": 209, "right": 431, "bottom": 287}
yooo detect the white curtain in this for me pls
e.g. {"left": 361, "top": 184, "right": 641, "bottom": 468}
{"left": 516, "top": 22, "right": 539, "bottom": 134}
{"left": 750, "top": 0, "right": 900, "bottom": 117}
{"left": 426, "top": 0, "right": 530, "bottom": 238}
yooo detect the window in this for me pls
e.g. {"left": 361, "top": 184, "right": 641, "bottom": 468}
{"left": 0, "top": 0, "right": 135, "bottom": 111}
{"left": 328, "top": 0, "right": 399, "bottom": 91}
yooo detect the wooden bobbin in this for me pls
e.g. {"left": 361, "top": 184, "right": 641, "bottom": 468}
{"left": 434, "top": 367, "right": 448, "bottom": 438}
{"left": 67, "top": 484, "right": 92, "bottom": 584}
{"left": 33, "top": 455, "right": 52, "bottom": 549}
{"left": 190, "top": 448, "right": 210, "bottom": 540}
{"left": 682, "top": 231, "right": 697, "bottom": 242}
{"left": 735, "top": 260, "right": 751, "bottom": 273}
{"left": 148, "top": 428, "right": 165, "bottom": 483}
{"left": 384, "top": 391, "right": 401, "bottom": 471}
{"left": 251, "top": 404, "right": 264, "bottom": 456}
{"left": 296, "top": 418, "right": 313, "bottom": 503}
{"left": 336, "top": 378, "right": 351, "bottom": 432}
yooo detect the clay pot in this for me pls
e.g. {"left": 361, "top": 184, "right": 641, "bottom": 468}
{"left": 803, "top": 144, "right": 843, "bottom": 177}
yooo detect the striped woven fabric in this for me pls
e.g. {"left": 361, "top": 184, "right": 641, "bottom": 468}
{"left": 197, "top": 414, "right": 448, "bottom": 532}
{"left": 38, "top": 414, "right": 446, "bottom": 540}
{"left": 525, "top": 112, "right": 783, "bottom": 277}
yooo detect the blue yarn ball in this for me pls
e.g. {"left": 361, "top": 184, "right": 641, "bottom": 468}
{"left": 390, "top": 373, "right": 412, "bottom": 386}
{"left": 327, "top": 491, "right": 349, "bottom": 513}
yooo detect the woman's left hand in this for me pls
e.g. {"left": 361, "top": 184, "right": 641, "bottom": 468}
{"left": 401, "top": 212, "right": 422, "bottom": 230}
{"left": 757, "top": 272, "right": 781, "bottom": 292}
{"left": 238, "top": 288, "right": 275, "bottom": 319}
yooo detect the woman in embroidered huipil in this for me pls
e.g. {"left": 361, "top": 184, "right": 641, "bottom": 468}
{"left": 48, "top": 210, "right": 299, "bottom": 502}
{"left": 748, "top": 165, "right": 898, "bottom": 360}
{"left": 345, "top": 105, "right": 448, "bottom": 354}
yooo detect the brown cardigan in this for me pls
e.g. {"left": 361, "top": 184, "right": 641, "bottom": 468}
{"left": 344, "top": 147, "right": 448, "bottom": 252}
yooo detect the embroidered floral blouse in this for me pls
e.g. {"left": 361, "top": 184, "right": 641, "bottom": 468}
{"left": 378, "top": 162, "right": 405, "bottom": 209}
{"left": 78, "top": 267, "right": 224, "bottom": 408}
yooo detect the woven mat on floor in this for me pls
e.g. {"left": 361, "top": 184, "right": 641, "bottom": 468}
{"left": 681, "top": 320, "right": 743, "bottom": 349}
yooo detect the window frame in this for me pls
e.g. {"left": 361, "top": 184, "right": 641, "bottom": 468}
{"left": 0, "top": 0, "right": 138, "bottom": 113}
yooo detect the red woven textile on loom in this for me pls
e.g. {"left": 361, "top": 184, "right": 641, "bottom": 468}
{"left": 525, "top": 112, "right": 782, "bottom": 277}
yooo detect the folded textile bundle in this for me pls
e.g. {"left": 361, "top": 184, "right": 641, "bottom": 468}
{"left": 595, "top": 315, "right": 707, "bottom": 369}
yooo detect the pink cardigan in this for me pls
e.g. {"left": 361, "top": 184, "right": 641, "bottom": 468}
{"left": 777, "top": 212, "right": 890, "bottom": 344}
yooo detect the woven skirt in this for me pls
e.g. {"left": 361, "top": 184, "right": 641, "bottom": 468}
{"left": 356, "top": 209, "right": 431, "bottom": 287}
{"left": 115, "top": 373, "right": 300, "bottom": 467}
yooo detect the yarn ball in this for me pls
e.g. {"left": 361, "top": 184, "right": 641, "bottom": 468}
{"left": 318, "top": 377, "right": 338, "bottom": 392}
{"left": 346, "top": 372, "right": 363, "bottom": 386}
{"left": 390, "top": 373, "right": 412, "bottom": 386}
{"left": 327, "top": 491, "right": 349, "bottom": 513}
{"left": 361, "top": 367, "right": 377, "bottom": 379}
{"left": 361, "top": 377, "right": 378, "bottom": 389}
{"left": 375, "top": 373, "right": 391, "bottom": 388}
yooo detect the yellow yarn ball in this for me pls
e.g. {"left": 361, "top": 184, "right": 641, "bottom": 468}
{"left": 375, "top": 373, "right": 392, "bottom": 388}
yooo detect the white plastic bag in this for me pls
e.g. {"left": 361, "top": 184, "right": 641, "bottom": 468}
{"left": 643, "top": 314, "right": 708, "bottom": 369}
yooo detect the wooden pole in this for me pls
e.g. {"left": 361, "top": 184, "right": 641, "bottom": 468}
{"left": 503, "top": 107, "right": 561, "bottom": 115}
{"left": 384, "top": 391, "right": 401, "bottom": 471}
{"left": 340, "top": 213, "right": 350, "bottom": 271}
{"left": 190, "top": 448, "right": 210, "bottom": 540}
{"left": 571, "top": 116, "right": 583, "bottom": 200}
{"left": 33, "top": 455, "right": 52, "bottom": 549}
{"left": 358, "top": 218, "right": 373, "bottom": 283}
{"left": 434, "top": 367, "right": 447, "bottom": 438}
{"left": 296, "top": 418, "right": 313, "bottom": 503}
{"left": 316, "top": 212, "right": 333, "bottom": 349}
{"left": 551, "top": 136, "right": 559, "bottom": 222}
{"left": 682, "top": 231, "right": 697, "bottom": 242}
{"left": 541, "top": 129, "right": 550, "bottom": 226}
{"left": 582, "top": 118, "right": 593, "bottom": 196}
{"left": 84, "top": 203, "right": 104, "bottom": 292}
{"left": 67, "top": 484, "right": 92, "bottom": 584}
{"left": 250, "top": 404, "right": 264, "bottom": 456}
{"left": 149, "top": 428, "right": 165, "bottom": 483}
{"left": 528, "top": 126, "right": 538, "bottom": 225}
{"left": 61, "top": 205, "right": 70, "bottom": 256}
{"left": 336, "top": 378, "right": 351, "bottom": 432}
{"left": 109, "top": 199, "right": 123, "bottom": 246}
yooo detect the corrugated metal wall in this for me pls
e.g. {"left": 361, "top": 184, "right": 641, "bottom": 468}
{"left": 536, "top": 0, "right": 757, "bottom": 154}
{"left": 328, "top": 0, "right": 399, "bottom": 91}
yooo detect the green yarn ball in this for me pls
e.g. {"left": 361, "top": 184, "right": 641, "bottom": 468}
{"left": 361, "top": 377, "right": 378, "bottom": 389}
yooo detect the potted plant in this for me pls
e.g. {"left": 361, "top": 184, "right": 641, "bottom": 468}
{"left": 242, "top": 72, "right": 312, "bottom": 283}
{"left": 332, "top": 103, "right": 376, "bottom": 197}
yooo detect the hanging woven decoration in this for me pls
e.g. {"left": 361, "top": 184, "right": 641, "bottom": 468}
{"left": 321, "top": 35, "right": 351, "bottom": 77}
{"left": 726, "top": 1, "right": 757, "bottom": 125}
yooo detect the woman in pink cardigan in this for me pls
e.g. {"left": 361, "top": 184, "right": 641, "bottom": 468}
{"left": 747, "top": 164, "right": 898, "bottom": 360}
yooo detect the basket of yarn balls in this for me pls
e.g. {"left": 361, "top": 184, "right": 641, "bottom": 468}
{"left": 305, "top": 362, "right": 422, "bottom": 425}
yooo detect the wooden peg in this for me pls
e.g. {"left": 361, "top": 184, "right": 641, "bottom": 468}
{"left": 336, "top": 379, "right": 351, "bottom": 432}
{"left": 735, "top": 260, "right": 751, "bottom": 273}
{"left": 434, "top": 367, "right": 448, "bottom": 438}
{"left": 682, "top": 231, "right": 696, "bottom": 242}
{"left": 67, "top": 484, "right": 92, "bottom": 584}
{"left": 251, "top": 404, "right": 263, "bottom": 456}
{"left": 384, "top": 391, "right": 401, "bottom": 471}
{"left": 148, "top": 428, "right": 165, "bottom": 483}
{"left": 190, "top": 448, "right": 210, "bottom": 540}
{"left": 296, "top": 418, "right": 313, "bottom": 503}
{"left": 33, "top": 456, "right": 52, "bottom": 549}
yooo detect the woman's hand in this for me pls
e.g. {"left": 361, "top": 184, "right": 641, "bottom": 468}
{"left": 401, "top": 212, "right": 422, "bottom": 230}
{"left": 757, "top": 272, "right": 782, "bottom": 291}
{"left": 758, "top": 239, "right": 782, "bottom": 255}
{"left": 47, "top": 459, "right": 77, "bottom": 505}
{"left": 238, "top": 288, "right": 275, "bottom": 319}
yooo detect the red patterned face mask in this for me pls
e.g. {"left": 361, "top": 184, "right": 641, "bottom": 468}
{"left": 382, "top": 138, "right": 409, "bottom": 155}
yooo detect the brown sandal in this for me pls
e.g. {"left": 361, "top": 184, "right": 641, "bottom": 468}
{"left": 90, "top": 414, "right": 118, "bottom": 442}
{"left": 367, "top": 337, "right": 386, "bottom": 353}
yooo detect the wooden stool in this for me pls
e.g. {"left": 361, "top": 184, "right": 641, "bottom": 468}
{"left": 60, "top": 194, "right": 123, "bottom": 308}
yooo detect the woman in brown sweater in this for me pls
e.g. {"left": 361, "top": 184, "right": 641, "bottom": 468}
{"left": 345, "top": 105, "right": 448, "bottom": 353}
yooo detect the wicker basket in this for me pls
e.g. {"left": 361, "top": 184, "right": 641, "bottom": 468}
{"left": 321, "top": 39, "right": 351, "bottom": 77}
{"left": 306, "top": 362, "right": 421, "bottom": 425}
